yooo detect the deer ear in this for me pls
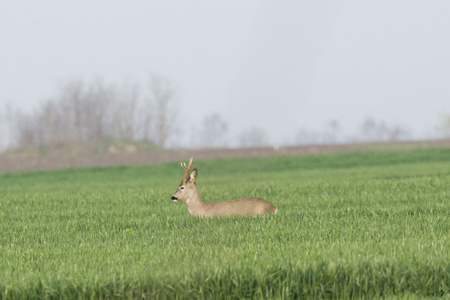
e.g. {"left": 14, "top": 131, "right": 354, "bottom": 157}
{"left": 189, "top": 168, "right": 198, "bottom": 182}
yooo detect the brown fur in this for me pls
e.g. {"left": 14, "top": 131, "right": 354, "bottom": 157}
{"left": 171, "top": 157, "right": 277, "bottom": 217}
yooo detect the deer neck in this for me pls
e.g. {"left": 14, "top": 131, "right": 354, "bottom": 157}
{"left": 185, "top": 187, "right": 207, "bottom": 215}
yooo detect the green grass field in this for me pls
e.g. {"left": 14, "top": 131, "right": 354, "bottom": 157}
{"left": 1, "top": 148, "right": 449, "bottom": 299}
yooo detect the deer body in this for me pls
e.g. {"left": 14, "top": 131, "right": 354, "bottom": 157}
{"left": 171, "top": 157, "right": 277, "bottom": 217}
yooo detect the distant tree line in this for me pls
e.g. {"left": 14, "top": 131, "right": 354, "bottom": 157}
{"left": 1, "top": 76, "right": 448, "bottom": 151}
{"left": 1, "top": 76, "right": 178, "bottom": 150}
{"left": 294, "top": 118, "right": 412, "bottom": 146}
{"left": 0, "top": 76, "right": 272, "bottom": 151}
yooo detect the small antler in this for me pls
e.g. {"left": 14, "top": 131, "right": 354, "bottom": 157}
{"left": 181, "top": 157, "right": 194, "bottom": 182}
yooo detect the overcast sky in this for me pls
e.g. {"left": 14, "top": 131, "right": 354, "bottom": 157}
{"left": 1, "top": 1, "right": 450, "bottom": 147}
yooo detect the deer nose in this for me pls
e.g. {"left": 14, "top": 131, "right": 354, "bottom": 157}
{"left": 171, "top": 196, "right": 178, "bottom": 201}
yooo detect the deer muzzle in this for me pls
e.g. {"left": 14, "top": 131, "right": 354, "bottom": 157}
{"left": 171, "top": 196, "right": 178, "bottom": 201}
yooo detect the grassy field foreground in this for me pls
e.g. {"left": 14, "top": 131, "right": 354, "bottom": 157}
{"left": 0, "top": 148, "right": 449, "bottom": 298}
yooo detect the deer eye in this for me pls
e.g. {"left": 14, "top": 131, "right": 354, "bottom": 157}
{"left": 180, "top": 186, "right": 185, "bottom": 190}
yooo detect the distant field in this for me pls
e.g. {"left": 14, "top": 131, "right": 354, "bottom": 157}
{"left": 2, "top": 139, "right": 450, "bottom": 173}
{"left": 1, "top": 148, "right": 449, "bottom": 299}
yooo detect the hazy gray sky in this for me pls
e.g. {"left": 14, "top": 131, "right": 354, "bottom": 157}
{"left": 1, "top": 1, "right": 450, "bottom": 146}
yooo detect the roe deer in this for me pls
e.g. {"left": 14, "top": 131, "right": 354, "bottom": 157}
{"left": 171, "top": 157, "right": 277, "bottom": 217}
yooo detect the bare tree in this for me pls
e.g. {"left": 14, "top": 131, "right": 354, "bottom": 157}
{"left": 359, "top": 117, "right": 410, "bottom": 142}
{"left": 100, "top": 82, "right": 139, "bottom": 140}
{"left": 55, "top": 81, "right": 86, "bottom": 142}
{"left": 323, "top": 119, "right": 341, "bottom": 144}
{"left": 137, "top": 99, "right": 153, "bottom": 142}
{"left": 294, "top": 127, "right": 321, "bottom": 145}
{"left": 386, "top": 125, "right": 410, "bottom": 141}
{"left": 147, "top": 75, "right": 178, "bottom": 148}
{"left": 237, "top": 127, "right": 269, "bottom": 148}
{"left": 198, "top": 113, "right": 228, "bottom": 148}
{"left": 37, "top": 99, "right": 58, "bottom": 145}
{"left": 15, "top": 110, "right": 40, "bottom": 147}
{"left": 2, "top": 105, "right": 30, "bottom": 149}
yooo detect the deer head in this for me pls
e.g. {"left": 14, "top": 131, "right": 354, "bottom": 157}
{"left": 171, "top": 157, "right": 198, "bottom": 202}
